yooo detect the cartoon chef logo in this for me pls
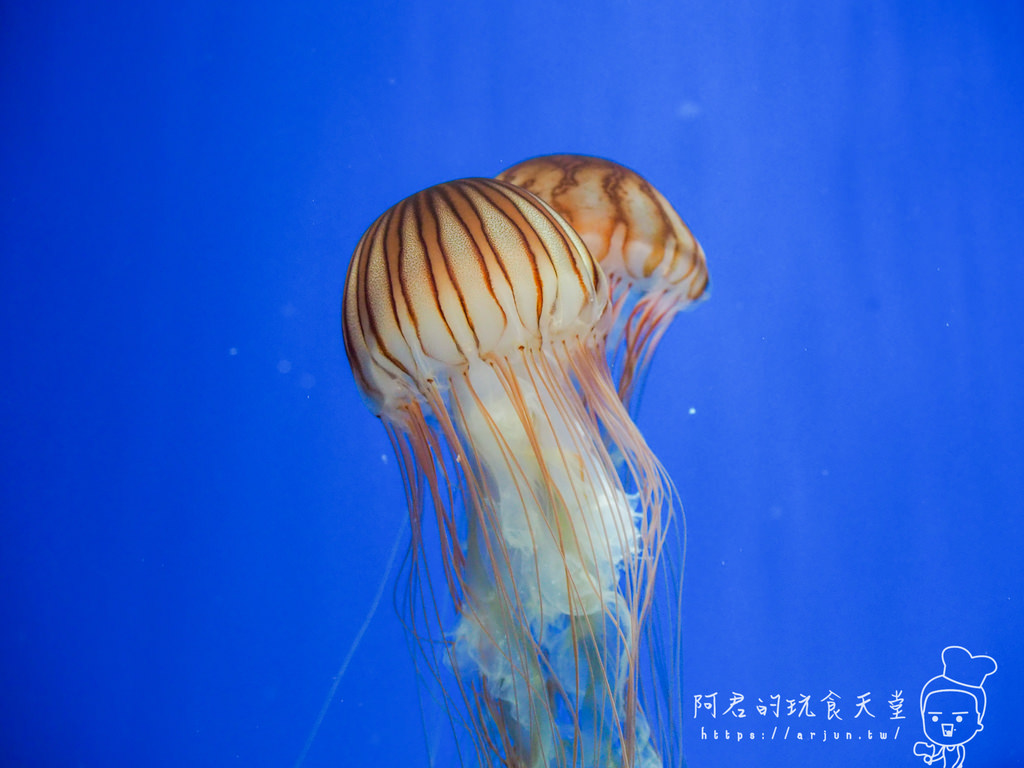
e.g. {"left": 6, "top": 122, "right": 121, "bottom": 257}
{"left": 913, "top": 645, "right": 997, "bottom": 768}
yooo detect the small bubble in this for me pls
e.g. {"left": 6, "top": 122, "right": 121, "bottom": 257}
{"left": 228, "top": 347, "right": 238, "bottom": 356}
{"left": 676, "top": 100, "right": 702, "bottom": 119}
{"left": 277, "top": 360, "right": 292, "bottom": 374}
{"left": 299, "top": 373, "right": 316, "bottom": 389}
{"left": 381, "top": 454, "right": 388, "bottom": 464}
{"left": 688, "top": 407, "right": 697, "bottom": 415}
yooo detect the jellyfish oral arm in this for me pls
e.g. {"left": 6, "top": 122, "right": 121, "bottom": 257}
{"left": 438, "top": 353, "right": 662, "bottom": 768}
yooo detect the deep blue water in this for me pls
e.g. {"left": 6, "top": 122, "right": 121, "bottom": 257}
{"left": 1, "top": 2, "right": 1022, "bottom": 767}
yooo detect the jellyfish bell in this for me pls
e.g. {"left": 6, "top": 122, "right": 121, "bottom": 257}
{"left": 498, "top": 154, "right": 709, "bottom": 410}
{"left": 342, "top": 177, "right": 680, "bottom": 767}
{"left": 343, "top": 176, "right": 607, "bottom": 417}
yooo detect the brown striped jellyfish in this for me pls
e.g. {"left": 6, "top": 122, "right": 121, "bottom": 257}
{"left": 342, "top": 178, "right": 681, "bottom": 767}
{"left": 498, "top": 155, "right": 708, "bottom": 412}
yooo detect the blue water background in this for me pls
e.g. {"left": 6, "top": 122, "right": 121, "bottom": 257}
{"left": 1, "top": 2, "right": 1021, "bottom": 766}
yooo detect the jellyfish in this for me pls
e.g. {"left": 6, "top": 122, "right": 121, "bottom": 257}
{"left": 342, "top": 178, "right": 681, "bottom": 767}
{"left": 498, "top": 155, "right": 708, "bottom": 412}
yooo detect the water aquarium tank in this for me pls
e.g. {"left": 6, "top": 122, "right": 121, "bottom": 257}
{"left": 1, "top": 2, "right": 1021, "bottom": 767}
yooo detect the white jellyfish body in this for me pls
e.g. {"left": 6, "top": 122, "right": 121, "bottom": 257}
{"left": 343, "top": 178, "right": 678, "bottom": 767}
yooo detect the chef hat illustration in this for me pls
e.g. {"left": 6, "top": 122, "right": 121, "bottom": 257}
{"left": 942, "top": 646, "right": 997, "bottom": 689}
{"left": 920, "top": 645, "right": 998, "bottom": 719}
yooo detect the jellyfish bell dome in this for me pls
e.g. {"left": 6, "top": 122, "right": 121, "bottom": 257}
{"left": 498, "top": 154, "right": 707, "bottom": 303}
{"left": 498, "top": 154, "right": 709, "bottom": 407}
{"left": 342, "top": 176, "right": 610, "bottom": 416}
